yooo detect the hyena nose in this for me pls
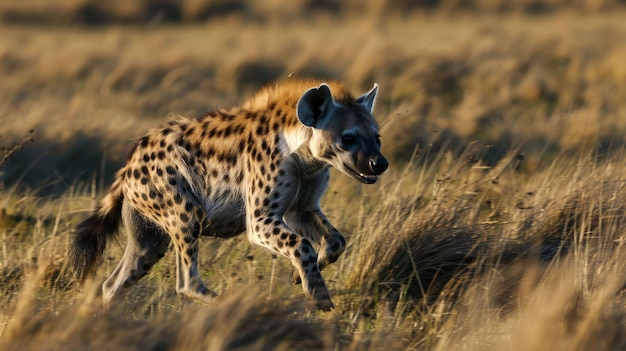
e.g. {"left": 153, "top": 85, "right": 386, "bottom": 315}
{"left": 369, "top": 157, "right": 389, "bottom": 175}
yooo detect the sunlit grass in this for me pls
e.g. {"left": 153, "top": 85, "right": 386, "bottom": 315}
{"left": 2, "top": 6, "right": 626, "bottom": 350}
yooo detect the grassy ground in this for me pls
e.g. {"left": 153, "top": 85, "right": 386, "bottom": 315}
{"left": 2, "top": 3, "right": 626, "bottom": 350}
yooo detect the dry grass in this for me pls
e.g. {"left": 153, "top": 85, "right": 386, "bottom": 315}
{"left": 2, "top": 3, "right": 626, "bottom": 350}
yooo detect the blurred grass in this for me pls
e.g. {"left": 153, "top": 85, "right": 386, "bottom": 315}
{"left": 2, "top": 2, "right": 626, "bottom": 350}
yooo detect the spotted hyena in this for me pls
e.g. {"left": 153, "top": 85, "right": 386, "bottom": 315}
{"left": 68, "top": 79, "right": 388, "bottom": 310}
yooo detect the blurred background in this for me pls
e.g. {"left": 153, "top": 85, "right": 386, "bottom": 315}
{"left": 3, "top": 4, "right": 626, "bottom": 349}
{"left": 1, "top": 0, "right": 625, "bottom": 195}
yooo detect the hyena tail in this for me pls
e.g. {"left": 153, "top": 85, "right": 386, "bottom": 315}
{"left": 69, "top": 170, "right": 125, "bottom": 282}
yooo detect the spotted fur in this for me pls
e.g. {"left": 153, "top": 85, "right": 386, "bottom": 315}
{"left": 68, "top": 79, "right": 388, "bottom": 311}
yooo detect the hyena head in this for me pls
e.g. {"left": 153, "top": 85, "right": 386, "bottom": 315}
{"left": 296, "top": 83, "right": 389, "bottom": 184}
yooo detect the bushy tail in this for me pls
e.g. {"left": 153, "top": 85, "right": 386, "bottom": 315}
{"left": 69, "top": 173, "right": 125, "bottom": 282}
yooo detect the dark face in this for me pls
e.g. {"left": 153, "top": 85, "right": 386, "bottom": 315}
{"left": 297, "top": 82, "right": 388, "bottom": 184}
{"left": 314, "top": 105, "right": 388, "bottom": 184}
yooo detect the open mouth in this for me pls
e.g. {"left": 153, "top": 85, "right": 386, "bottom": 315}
{"left": 344, "top": 165, "right": 378, "bottom": 184}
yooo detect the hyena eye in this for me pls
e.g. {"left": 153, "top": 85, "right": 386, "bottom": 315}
{"left": 341, "top": 134, "right": 356, "bottom": 146}
{"left": 375, "top": 135, "right": 381, "bottom": 145}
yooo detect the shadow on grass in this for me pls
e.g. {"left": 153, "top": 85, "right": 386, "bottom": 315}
{"left": 1, "top": 132, "right": 127, "bottom": 197}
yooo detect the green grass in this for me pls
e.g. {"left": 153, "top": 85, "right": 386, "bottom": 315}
{"left": 2, "top": 5, "right": 626, "bottom": 350}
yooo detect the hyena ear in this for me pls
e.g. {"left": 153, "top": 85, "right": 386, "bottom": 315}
{"left": 356, "top": 83, "right": 379, "bottom": 113}
{"left": 296, "top": 83, "right": 335, "bottom": 128}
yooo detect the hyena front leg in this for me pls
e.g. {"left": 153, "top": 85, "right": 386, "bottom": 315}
{"left": 284, "top": 208, "right": 346, "bottom": 285}
{"left": 246, "top": 175, "right": 334, "bottom": 310}
{"left": 248, "top": 215, "right": 334, "bottom": 311}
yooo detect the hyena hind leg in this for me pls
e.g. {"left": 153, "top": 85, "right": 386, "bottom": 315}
{"left": 102, "top": 203, "right": 170, "bottom": 307}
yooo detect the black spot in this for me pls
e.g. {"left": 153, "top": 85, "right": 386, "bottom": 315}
{"left": 140, "top": 136, "right": 149, "bottom": 147}
{"left": 225, "top": 153, "right": 238, "bottom": 165}
{"left": 133, "top": 169, "right": 141, "bottom": 179}
{"left": 223, "top": 174, "right": 230, "bottom": 182}
{"left": 186, "top": 247, "right": 196, "bottom": 256}
{"left": 180, "top": 213, "right": 190, "bottom": 222}
{"left": 141, "top": 166, "right": 149, "bottom": 175}
{"left": 280, "top": 233, "right": 288, "bottom": 240}
{"left": 262, "top": 198, "right": 269, "bottom": 207}
{"left": 158, "top": 151, "right": 166, "bottom": 160}
{"left": 272, "top": 227, "right": 281, "bottom": 235}
{"left": 166, "top": 166, "right": 176, "bottom": 175}
{"left": 156, "top": 168, "right": 163, "bottom": 176}
{"left": 264, "top": 218, "right": 273, "bottom": 225}
{"left": 143, "top": 154, "right": 150, "bottom": 162}
{"left": 221, "top": 113, "right": 235, "bottom": 121}
{"left": 169, "top": 177, "right": 177, "bottom": 186}
{"left": 149, "top": 190, "right": 157, "bottom": 199}
{"left": 185, "top": 202, "right": 194, "bottom": 212}
{"left": 174, "top": 193, "right": 183, "bottom": 204}
{"left": 288, "top": 237, "right": 299, "bottom": 247}
{"left": 141, "top": 178, "right": 149, "bottom": 185}
{"left": 160, "top": 140, "right": 167, "bottom": 147}
{"left": 254, "top": 210, "right": 261, "bottom": 217}
{"left": 141, "top": 194, "right": 148, "bottom": 201}
{"left": 162, "top": 128, "right": 172, "bottom": 136}
{"left": 264, "top": 186, "right": 271, "bottom": 194}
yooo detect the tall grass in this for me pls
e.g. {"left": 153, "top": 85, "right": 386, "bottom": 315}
{"left": 2, "top": 5, "right": 626, "bottom": 350}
